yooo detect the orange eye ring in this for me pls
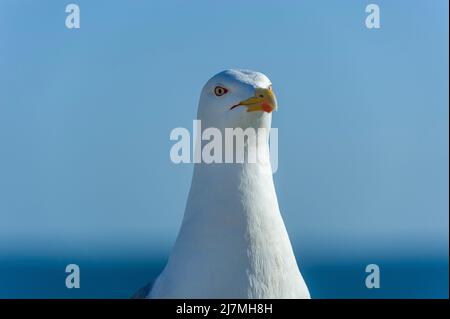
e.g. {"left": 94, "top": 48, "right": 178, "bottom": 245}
{"left": 214, "top": 86, "right": 228, "bottom": 96}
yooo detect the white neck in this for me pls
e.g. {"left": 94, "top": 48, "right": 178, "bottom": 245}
{"left": 150, "top": 135, "right": 310, "bottom": 298}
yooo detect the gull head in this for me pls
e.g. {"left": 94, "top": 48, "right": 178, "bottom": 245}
{"left": 197, "top": 69, "right": 277, "bottom": 130}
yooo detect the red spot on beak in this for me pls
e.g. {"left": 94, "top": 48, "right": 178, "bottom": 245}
{"left": 261, "top": 101, "right": 273, "bottom": 113}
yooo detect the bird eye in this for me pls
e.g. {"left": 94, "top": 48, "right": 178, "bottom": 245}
{"left": 214, "top": 86, "right": 228, "bottom": 96}
{"left": 268, "top": 85, "right": 272, "bottom": 91}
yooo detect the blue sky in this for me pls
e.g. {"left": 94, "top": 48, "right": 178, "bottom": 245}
{"left": 0, "top": 0, "right": 448, "bottom": 258}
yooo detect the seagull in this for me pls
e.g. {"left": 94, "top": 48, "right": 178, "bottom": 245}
{"left": 134, "top": 69, "right": 310, "bottom": 299}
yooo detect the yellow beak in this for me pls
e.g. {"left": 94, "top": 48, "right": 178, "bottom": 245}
{"left": 230, "top": 87, "right": 277, "bottom": 113}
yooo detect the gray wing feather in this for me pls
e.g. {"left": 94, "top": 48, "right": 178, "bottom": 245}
{"left": 131, "top": 281, "right": 154, "bottom": 299}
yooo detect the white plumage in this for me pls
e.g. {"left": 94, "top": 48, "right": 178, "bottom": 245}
{"left": 138, "top": 69, "right": 310, "bottom": 299}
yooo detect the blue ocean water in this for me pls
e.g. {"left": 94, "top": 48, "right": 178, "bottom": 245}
{"left": 0, "top": 252, "right": 447, "bottom": 299}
